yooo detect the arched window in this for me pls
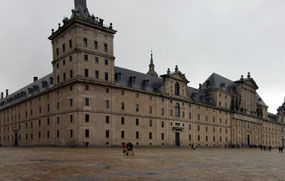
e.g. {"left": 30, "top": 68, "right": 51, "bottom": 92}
{"left": 175, "top": 103, "right": 180, "bottom": 117}
{"left": 175, "top": 82, "right": 180, "bottom": 96}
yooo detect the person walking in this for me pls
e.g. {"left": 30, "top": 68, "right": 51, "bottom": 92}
{"left": 126, "top": 142, "right": 134, "bottom": 156}
{"left": 122, "top": 142, "right": 126, "bottom": 155}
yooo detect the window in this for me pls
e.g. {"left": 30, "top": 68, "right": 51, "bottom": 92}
{"left": 69, "top": 39, "right": 72, "bottom": 48}
{"left": 198, "top": 135, "right": 200, "bottom": 141}
{"left": 84, "top": 54, "right": 88, "bottom": 61}
{"left": 206, "top": 136, "right": 208, "bottom": 142}
{"left": 198, "top": 114, "right": 200, "bottom": 120}
{"left": 206, "top": 126, "right": 208, "bottom": 132}
{"left": 105, "top": 59, "right": 108, "bottom": 65}
{"left": 136, "top": 132, "right": 139, "bottom": 139}
{"left": 56, "top": 48, "right": 59, "bottom": 56}
{"left": 175, "top": 103, "right": 180, "bottom": 117}
{"left": 62, "top": 44, "right": 65, "bottom": 52}
{"left": 57, "top": 131, "right": 59, "bottom": 138}
{"left": 121, "top": 131, "right": 125, "bottom": 139}
{"left": 136, "top": 118, "right": 139, "bottom": 126}
{"left": 106, "top": 116, "right": 110, "bottom": 124}
{"left": 136, "top": 104, "right": 139, "bottom": 112}
{"left": 94, "top": 41, "right": 98, "bottom": 49}
{"left": 106, "top": 88, "right": 109, "bottom": 93}
{"left": 57, "top": 102, "right": 60, "bottom": 110}
{"left": 85, "top": 98, "right": 89, "bottom": 106}
{"left": 149, "top": 120, "right": 152, "bottom": 127}
{"left": 149, "top": 106, "right": 152, "bottom": 114}
{"left": 213, "top": 117, "right": 215, "bottom": 122}
{"left": 149, "top": 132, "right": 152, "bottom": 139}
{"left": 106, "top": 100, "right": 110, "bottom": 109}
{"left": 47, "top": 118, "right": 50, "bottom": 126}
{"left": 85, "top": 84, "right": 89, "bottom": 91}
{"left": 121, "top": 102, "right": 125, "bottom": 110}
{"left": 189, "top": 112, "right": 191, "bottom": 119}
{"left": 85, "top": 114, "right": 89, "bottom": 122}
{"left": 57, "top": 117, "right": 60, "bottom": 124}
{"left": 63, "top": 73, "right": 66, "bottom": 81}
{"left": 161, "top": 121, "right": 164, "bottom": 128}
{"left": 47, "top": 131, "right": 50, "bottom": 138}
{"left": 213, "top": 127, "right": 216, "bottom": 132}
{"left": 70, "top": 115, "right": 73, "bottom": 123}
{"left": 56, "top": 63, "right": 59, "bottom": 69}
{"left": 136, "top": 93, "right": 139, "bottom": 98}
{"left": 83, "top": 38, "right": 88, "bottom": 47}
{"left": 161, "top": 108, "right": 164, "bottom": 115}
{"left": 198, "top": 125, "right": 200, "bottom": 131}
{"left": 70, "top": 99, "right": 73, "bottom": 107}
{"left": 95, "top": 71, "right": 99, "bottom": 79}
{"left": 95, "top": 57, "right": 99, "bottom": 63}
{"left": 106, "top": 130, "right": 109, "bottom": 138}
{"left": 121, "top": 90, "right": 124, "bottom": 95}
{"left": 161, "top": 133, "right": 164, "bottom": 140}
{"left": 38, "top": 120, "right": 41, "bottom": 127}
{"left": 189, "top": 135, "right": 192, "bottom": 141}
{"left": 69, "top": 70, "right": 73, "bottom": 79}
{"left": 85, "top": 129, "right": 89, "bottom": 138}
{"left": 104, "top": 43, "right": 108, "bottom": 52}
{"left": 70, "top": 130, "right": 73, "bottom": 138}
{"left": 121, "top": 117, "right": 125, "bottom": 125}
{"left": 175, "top": 82, "right": 180, "bottom": 96}
{"left": 57, "top": 76, "right": 60, "bottom": 83}
{"left": 105, "top": 72, "right": 109, "bottom": 81}
{"left": 85, "top": 69, "right": 89, "bottom": 77}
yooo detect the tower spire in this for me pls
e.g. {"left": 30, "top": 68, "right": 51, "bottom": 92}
{"left": 147, "top": 50, "right": 158, "bottom": 77}
{"left": 75, "top": 0, "right": 87, "bottom": 8}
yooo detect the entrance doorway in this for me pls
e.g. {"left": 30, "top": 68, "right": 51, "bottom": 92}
{"left": 175, "top": 132, "right": 180, "bottom": 146}
{"left": 247, "top": 135, "right": 250, "bottom": 146}
{"left": 14, "top": 133, "right": 18, "bottom": 147}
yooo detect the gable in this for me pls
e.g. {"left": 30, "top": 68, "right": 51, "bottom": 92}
{"left": 161, "top": 71, "right": 189, "bottom": 83}
{"left": 244, "top": 79, "right": 259, "bottom": 90}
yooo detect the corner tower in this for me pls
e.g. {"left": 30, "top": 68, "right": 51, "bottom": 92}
{"left": 49, "top": 0, "right": 117, "bottom": 86}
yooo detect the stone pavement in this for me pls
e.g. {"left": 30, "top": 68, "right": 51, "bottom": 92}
{"left": 0, "top": 147, "right": 284, "bottom": 181}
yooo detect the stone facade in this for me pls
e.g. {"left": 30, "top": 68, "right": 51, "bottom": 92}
{"left": 0, "top": 0, "right": 285, "bottom": 148}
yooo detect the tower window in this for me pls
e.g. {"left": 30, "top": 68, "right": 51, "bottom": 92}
{"left": 83, "top": 38, "right": 88, "bottom": 47}
{"left": 94, "top": 41, "right": 98, "bottom": 49}
{"left": 84, "top": 54, "right": 88, "bottom": 61}
{"left": 95, "top": 71, "right": 99, "bottom": 79}
{"left": 175, "top": 103, "right": 180, "bottom": 117}
{"left": 175, "top": 82, "right": 180, "bottom": 96}
{"left": 56, "top": 48, "right": 59, "bottom": 56}
{"left": 105, "top": 59, "right": 108, "bottom": 65}
{"left": 62, "top": 44, "right": 65, "bottom": 52}
{"left": 85, "top": 114, "right": 89, "bottom": 122}
{"left": 69, "top": 39, "right": 72, "bottom": 48}
{"left": 106, "top": 130, "right": 109, "bottom": 138}
{"left": 70, "top": 130, "right": 73, "bottom": 138}
{"left": 104, "top": 43, "right": 108, "bottom": 52}
{"left": 105, "top": 72, "right": 109, "bottom": 81}
{"left": 85, "top": 98, "right": 89, "bottom": 106}
{"left": 85, "top": 69, "right": 89, "bottom": 77}
{"left": 70, "top": 70, "right": 73, "bottom": 79}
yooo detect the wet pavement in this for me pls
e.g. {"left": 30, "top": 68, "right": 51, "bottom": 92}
{"left": 0, "top": 147, "right": 284, "bottom": 181}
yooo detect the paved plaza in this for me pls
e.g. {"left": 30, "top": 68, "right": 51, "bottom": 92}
{"left": 0, "top": 147, "right": 284, "bottom": 181}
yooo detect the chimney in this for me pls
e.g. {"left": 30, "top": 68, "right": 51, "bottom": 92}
{"left": 34, "top": 77, "right": 38, "bottom": 82}
{"left": 247, "top": 72, "right": 251, "bottom": 79}
{"left": 6, "top": 89, "right": 8, "bottom": 97}
{"left": 175, "top": 65, "right": 179, "bottom": 72}
{"left": 199, "top": 84, "right": 202, "bottom": 90}
{"left": 75, "top": 0, "right": 87, "bottom": 8}
{"left": 1, "top": 92, "right": 3, "bottom": 99}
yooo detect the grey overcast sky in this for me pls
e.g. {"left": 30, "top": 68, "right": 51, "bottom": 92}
{"left": 0, "top": 0, "right": 284, "bottom": 113}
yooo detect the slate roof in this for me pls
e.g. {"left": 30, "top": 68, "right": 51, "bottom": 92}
{"left": 256, "top": 93, "right": 267, "bottom": 107}
{"left": 201, "top": 73, "right": 238, "bottom": 94}
{"left": 0, "top": 74, "right": 53, "bottom": 110}
{"left": 268, "top": 113, "right": 279, "bottom": 122}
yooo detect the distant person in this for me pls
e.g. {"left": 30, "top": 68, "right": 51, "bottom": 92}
{"left": 122, "top": 142, "right": 126, "bottom": 155}
{"left": 126, "top": 142, "right": 134, "bottom": 156}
